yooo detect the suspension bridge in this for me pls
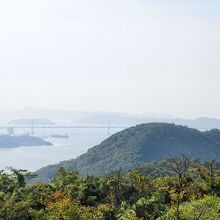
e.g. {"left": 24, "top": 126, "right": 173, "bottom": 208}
{"left": 0, "top": 121, "right": 128, "bottom": 135}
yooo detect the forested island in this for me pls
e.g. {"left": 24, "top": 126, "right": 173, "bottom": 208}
{"left": 0, "top": 135, "right": 52, "bottom": 148}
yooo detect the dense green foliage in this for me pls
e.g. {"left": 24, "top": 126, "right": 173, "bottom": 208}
{"left": 2, "top": 156, "right": 220, "bottom": 219}
{"left": 0, "top": 135, "right": 52, "bottom": 148}
{"left": 36, "top": 123, "right": 220, "bottom": 182}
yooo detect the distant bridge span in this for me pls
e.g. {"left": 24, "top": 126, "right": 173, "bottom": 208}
{"left": 0, "top": 126, "right": 128, "bottom": 129}
{"left": 0, "top": 125, "right": 129, "bottom": 135}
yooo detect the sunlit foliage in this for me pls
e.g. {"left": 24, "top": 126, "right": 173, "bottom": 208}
{"left": 1, "top": 156, "right": 220, "bottom": 219}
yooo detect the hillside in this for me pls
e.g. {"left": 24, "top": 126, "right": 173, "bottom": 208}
{"left": 0, "top": 135, "right": 52, "bottom": 148}
{"left": 35, "top": 123, "right": 220, "bottom": 182}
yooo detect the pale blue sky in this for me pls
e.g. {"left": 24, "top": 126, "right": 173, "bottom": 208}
{"left": 0, "top": 0, "right": 219, "bottom": 118}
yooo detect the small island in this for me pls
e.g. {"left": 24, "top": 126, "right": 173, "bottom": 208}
{"left": 0, "top": 135, "right": 52, "bottom": 148}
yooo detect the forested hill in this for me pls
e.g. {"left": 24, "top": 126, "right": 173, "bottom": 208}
{"left": 35, "top": 123, "right": 220, "bottom": 182}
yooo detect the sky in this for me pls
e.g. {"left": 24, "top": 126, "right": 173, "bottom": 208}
{"left": 0, "top": 0, "right": 219, "bottom": 118}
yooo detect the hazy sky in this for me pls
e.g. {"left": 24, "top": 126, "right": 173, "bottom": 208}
{"left": 0, "top": 0, "right": 219, "bottom": 118}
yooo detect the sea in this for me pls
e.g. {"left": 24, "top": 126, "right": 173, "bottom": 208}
{"left": 0, "top": 127, "right": 123, "bottom": 171}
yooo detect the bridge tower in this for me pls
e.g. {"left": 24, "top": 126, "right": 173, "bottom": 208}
{"left": 31, "top": 119, "right": 34, "bottom": 136}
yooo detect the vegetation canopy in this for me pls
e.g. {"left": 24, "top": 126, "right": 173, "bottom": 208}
{"left": 1, "top": 156, "right": 220, "bottom": 219}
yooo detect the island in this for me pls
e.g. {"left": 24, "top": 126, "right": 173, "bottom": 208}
{"left": 0, "top": 135, "right": 52, "bottom": 148}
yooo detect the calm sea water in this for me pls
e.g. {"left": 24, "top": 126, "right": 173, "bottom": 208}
{"left": 0, "top": 127, "right": 123, "bottom": 171}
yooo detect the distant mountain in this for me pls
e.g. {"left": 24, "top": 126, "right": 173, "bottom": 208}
{"left": 0, "top": 108, "right": 172, "bottom": 125}
{"left": 0, "top": 108, "right": 145, "bottom": 124}
{"left": 74, "top": 114, "right": 147, "bottom": 126}
{"left": 0, "top": 108, "right": 91, "bottom": 124}
{"left": 75, "top": 115, "right": 220, "bottom": 130}
{"left": 179, "top": 117, "right": 220, "bottom": 130}
{"left": 158, "top": 117, "right": 220, "bottom": 130}
{"left": 9, "top": 118, "right": 55, "bottom": 126}
{"left": 35, "top": 123, "right": 220, "bottom": 182}
{"left": 2, "top": 108, "right": 220, "bottom": 130}
{"left": 0, "top": 135, "right": 52, "bottom": 148}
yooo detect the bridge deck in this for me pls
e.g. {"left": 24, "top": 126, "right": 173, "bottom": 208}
{"left": 0, "top": 126, "right": 128, "bottom": 129}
